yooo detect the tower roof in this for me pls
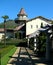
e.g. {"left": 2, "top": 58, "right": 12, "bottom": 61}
{"left": 17, "top": 8, "right": 27, "bottom": 16}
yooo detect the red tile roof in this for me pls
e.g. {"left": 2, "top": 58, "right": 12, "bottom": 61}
{"left": 14, "top": 24, "right": 25, "bottom": 31}
{"left": 18, "top": 8, "right": 27, "bottom": 16}
{"left": 0, "top": 28, "right": 14, "bottom": 32}
{"left": 0, "top": 28, "right": 4, "bottom": 32}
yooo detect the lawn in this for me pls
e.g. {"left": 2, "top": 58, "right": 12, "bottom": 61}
{"left": 0, "top": 38, "right": 27, "bottom": 65}
{"left": 0, "top": 45, "right": 17, "bottom": 65}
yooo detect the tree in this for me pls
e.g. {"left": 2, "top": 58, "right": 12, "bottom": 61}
{"left": 37, "top": 23, "right": 47, "bottom": 57}
{"left": 2, "top": 15, "right": 9, "bottom": 47}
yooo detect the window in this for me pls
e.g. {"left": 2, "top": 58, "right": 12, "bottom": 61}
{"left": 36, "top": 25, "right": 38, "bottom": 28}
{"left": 31, "top": 25, "right": 33, "bottom": 28}
{"left": 41, "top": 23, "right": 43, "bottom": 28}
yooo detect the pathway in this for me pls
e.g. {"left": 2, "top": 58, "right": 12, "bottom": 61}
{"left": 7, "top": 47, "right": 53, "bottom": 65}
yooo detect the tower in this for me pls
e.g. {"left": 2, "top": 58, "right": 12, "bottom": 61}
{"left": 15, "top": 8, "right": 28, "bottom": 25}
{"left": 14, "top": 8, "right": 28, "bottom": 39}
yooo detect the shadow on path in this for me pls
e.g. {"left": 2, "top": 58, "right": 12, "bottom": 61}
{"left": 8, "top": 47, "right": 53, "bottom": 65}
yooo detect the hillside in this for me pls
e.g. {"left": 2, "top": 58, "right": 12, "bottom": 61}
{"left": 0, "top": 20, "right": 17, "bottom": 28}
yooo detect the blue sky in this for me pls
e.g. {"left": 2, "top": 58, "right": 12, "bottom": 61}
{"left": 0, "top": 0, "right": 53, "bottom": 23}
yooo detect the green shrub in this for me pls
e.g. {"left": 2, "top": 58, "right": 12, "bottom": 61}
{"left": 0, "top": 38, "right": 27, "bottom": 46}
{"left": 29, "top": 38, "right": 34, "bottom": 50}
{"left": 38, "top": 32, "right": 46, "bottom": 53}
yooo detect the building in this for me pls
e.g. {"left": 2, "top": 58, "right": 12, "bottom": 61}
{"left": 15, "top": 8, "right": 52, "bottom": 38}
{"left": 0, "top": 28, "right": 4, "bottom": 40}
{"left": 0, "top": 8, "right": 52, "bottom": 40}
{"left": 26, "top": 16, "right": 52, "bottom": 37}
{"left": 0, "top": 28, "right": 14, "bottom": 40}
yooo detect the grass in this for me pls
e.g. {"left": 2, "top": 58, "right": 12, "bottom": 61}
{"left": 1, "top": 46, "right": 17, "bottom": 65}
{"left": 0, "top": 45, "right": 16, "bottom": 57}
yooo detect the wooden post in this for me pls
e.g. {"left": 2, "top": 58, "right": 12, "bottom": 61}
{"left": 52, "top": 25, "right": 53, "bottom": 49}
{"left": 34, "top": 37, "right": 37, "bottom": 51}
{"left": 46, "top": 33, "right": 51, "bottom": 61}
{"left": 4, "top": 19, "right": 6, "bottom": 47}
{"left": 28, "top": 38, "right": 30, "bottom": 47}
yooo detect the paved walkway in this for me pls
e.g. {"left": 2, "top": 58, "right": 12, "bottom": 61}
{"left": 7, "top": 47, "right": 53, "bottom": 65}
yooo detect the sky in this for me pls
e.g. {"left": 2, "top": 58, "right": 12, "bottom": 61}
{"left": 0, "top": 0, "right": 53, "bottom": 23}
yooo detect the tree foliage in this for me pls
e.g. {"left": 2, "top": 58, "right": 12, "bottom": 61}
{"left": 2, "top": 15, "right": 9, "bottom": 20}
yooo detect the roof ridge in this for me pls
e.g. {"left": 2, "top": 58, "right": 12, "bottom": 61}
{"left": 27, "top": 16, "right": 52, "bottom": 22}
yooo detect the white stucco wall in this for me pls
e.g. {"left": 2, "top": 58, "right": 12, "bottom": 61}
{"left": 26, "top": 18, "right": 50, "bottom": 35}
{"left": 0, "top": 33, "right": 4, "bottom": 40}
